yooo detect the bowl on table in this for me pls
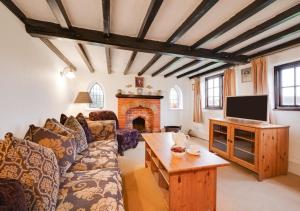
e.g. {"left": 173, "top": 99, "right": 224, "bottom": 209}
{"left": 171, "top": 145, "right": 186, "bottom": 158}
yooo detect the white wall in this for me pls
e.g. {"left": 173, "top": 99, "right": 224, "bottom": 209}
{"left": 0, "top": 4, "right": 76, "bottom": 138}
{"left": 190, "top": 46, "right": 300, "bottom": 175}
{"left": 69, "top": 71, "right": 192, "bottom": 132}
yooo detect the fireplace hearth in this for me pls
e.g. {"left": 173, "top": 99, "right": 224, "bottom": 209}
{"left": 132, "top": 117, "right": 146, "bottom": 133}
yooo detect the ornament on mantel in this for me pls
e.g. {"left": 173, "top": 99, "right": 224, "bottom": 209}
{"left": 126, "top": 84, "right": 133, "bottom": 88}
{"left": 146, "top": 85, "right": 153, "bottom": 89}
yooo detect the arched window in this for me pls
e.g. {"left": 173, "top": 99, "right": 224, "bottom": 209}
{"left": 89, "top": 83, "right": 104, "bottom": 108}
{"left": 169, "top": 86, "right": 183, "bottom": 109}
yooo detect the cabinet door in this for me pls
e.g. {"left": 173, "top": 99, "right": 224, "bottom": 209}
{"left": 230, "top": 125, "right": 258, "bottom": 172}
{"left": 209, "top": 121, "right": 230, "bottom": 158}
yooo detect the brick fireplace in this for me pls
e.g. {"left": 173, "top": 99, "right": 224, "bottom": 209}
{"left": 117, "top": 94, "right": 163, "bottom": 132}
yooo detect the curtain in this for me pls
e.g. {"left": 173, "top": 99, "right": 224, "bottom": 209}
{"left": 251, "top": 57, "right": 268, "bottom": 95}
{"left": 193, "top": 78, "right": 202, "bottom": 123}
{"left": 223, "top": 68, "right": 236, "bottom": 117}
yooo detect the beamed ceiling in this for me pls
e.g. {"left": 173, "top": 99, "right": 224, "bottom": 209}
{"left": 2, "top": 0, "right": 300, "bottom": 79}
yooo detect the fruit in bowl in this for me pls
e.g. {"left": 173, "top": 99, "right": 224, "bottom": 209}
{"left": 171, "top": 145, "right": 186, "bottom": 158}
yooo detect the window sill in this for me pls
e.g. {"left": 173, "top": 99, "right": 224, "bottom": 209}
{"left": 205, "top": 107, "right": 223, "bottom": 110}
{"left": 169, "top": 107, "right": 183, "bottom": 110}
{"left": 273, "top": 107, "right": 300, "bottom": 111}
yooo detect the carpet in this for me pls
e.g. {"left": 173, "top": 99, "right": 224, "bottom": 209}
{"left": 119, "top": 138, "right": 300, "bottom": 211}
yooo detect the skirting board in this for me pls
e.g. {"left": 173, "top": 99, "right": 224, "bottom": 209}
{"left": 289, "top": 161, "right": 300, "bottom": 176}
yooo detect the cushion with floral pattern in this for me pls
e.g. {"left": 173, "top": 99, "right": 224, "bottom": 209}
{"left": 76, "top": 113, "right": 93, "bottom": 143}
{"left": 0, "top": 133, "right": 59, "bottom": 211}
{"left": 64, "top": 116, "right": 88, "bottom": 153}
{"left": 57, "top": 168, "right": 124, "bottom": 211}
{"left": 25, "top": 125, "right": 76, "bottom": 175}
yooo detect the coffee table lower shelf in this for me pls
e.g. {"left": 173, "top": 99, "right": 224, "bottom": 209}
{"left": 145, "top": 142, "right": 218, "bottom": 211}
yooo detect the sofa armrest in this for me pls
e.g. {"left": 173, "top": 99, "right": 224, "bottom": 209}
{"left": 87, "top": 120, "right": 116, "bottom": 142}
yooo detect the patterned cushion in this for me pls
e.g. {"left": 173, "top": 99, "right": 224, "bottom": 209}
{"left": 44, "top": 118, "right": 80, "bottom": 153}
{"left": 57, "top": 168, "right": 124, "bottom": 211}
{"left": 64, "top": 116, "right": 88, "bottom": 153}
{"left": 25, "top": 125, "right": 76, "bottom": 175}
{"left": 0, "top": 179, "right": 27, "bottom": 211}
{"left": 0, "top": 133, "right": 59, "bottom": 211}
{"left": 76, "top": 113, "right": 93, "bottom": 143}
{"left": 87, "top": 120, "right": 116, "bottom": 142}
{"left": 68, "top": 140, "right": 118, "bottom": 172}
{"left": 60, "top": 114, "right": 68, "bottom": 125}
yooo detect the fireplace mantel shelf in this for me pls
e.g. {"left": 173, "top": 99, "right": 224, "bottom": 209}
{"left": 115, "top": 94, "right": 163, "bottom": 99}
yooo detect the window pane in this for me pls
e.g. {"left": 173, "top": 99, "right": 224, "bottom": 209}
{"left": 296, "top": 67, "right": 300, "bottom": 86}
{"left": 297, "top": 87, "right": 300, "bottom": 105}
{"left": 208, "top": 79, "right": 214, "bottom": 88}
{"left": 208, "top": 97, "right": 213, "bottom": 106}
{"left": 214, "top": 97, "right": 220, "bottom": 106}
{"left": 208, "top": 88, "right": 213, "bottom": 97}
{"left": 281, "top": 68, "right": 294, "bottom": 87}
{"left": 281, "top": 87, "right": 295, "bottom": 105}
{"left": 213, "top": 78, "right": 219, "bottom": 87}
{"left": 214, "top": 87, "right": 219, "bottom": 96}
{"left": 89, "top": 83, "right": 104, "bottom": 108}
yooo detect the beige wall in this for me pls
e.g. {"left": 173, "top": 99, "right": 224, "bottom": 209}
{"left": 0, "top": 4, "right": 76, "bottom": 138}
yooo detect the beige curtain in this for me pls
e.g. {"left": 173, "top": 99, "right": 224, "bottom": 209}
{"left": 193, "top": 78, "right": 202, "bottom": 123}
{"left": 223, "top": 68, "right": 236, "bottom": 117}
{"left": 251, "top": 57, "right": 268, "bottom": 95}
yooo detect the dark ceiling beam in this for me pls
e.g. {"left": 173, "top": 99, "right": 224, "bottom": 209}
{"left": 150, "top": 57, "right": 179, "bottom": 76}
{"left": 151, "top": 57, "right": 180, "bottom": 76}
{"left": 137, "top": 54, "right": 161, "bottom": 76}
{"left": 0, "top": 0, "right": 27, "bottom": 24}
{"left": 233, "top": 23, "right": 300, "bottom": 55}
{"left": 139, "top": 0, "right": 219, "bottom": 76}
{"left": 102, "top": 0, "right": 112, "bottom": 74}
{"left": 164, "top": 60, "right": 200, "bottom": 77}
{"left": 46, "top": 0, "right": 95, "bottom": 73}
{"left": 189, "top": 63, "right": 233, "bottom": 79}
{"left": 249, "top": 36, "right": 300, "bottom": 59}
{"left": 177, "top": 61, "right": 217, "bottom": 78}
{"left": 46, "top": 0, "right": 71, "bottom": 28}
{"left": 25, "top": 19, "right": 247, "bottom": 64}
{"left": 214, "top": 3, "right": 300, "bottom": 52}
{"left": 40, "top": 38, "right": 76, "bottom": 70}
{"left": 0, "top": 0, "right": 77, "bottom": 70}
{"left": 75, "top": 43, "right": 95, "bottom": 73}
{"left": 192, "top": 0, "right": 275, "bottom": 49}
{"left": 123, "top": 0, "right": 163, "bottom": 75}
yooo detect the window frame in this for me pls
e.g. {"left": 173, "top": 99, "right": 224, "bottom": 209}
{"left": 169, "top": 85, "right": 183, "bottom": 110}
{"left": 89, "top": 83, "right": 104, "bottom": 109}
{"left": 274, "top": 60, "right": 300, "bottom": 111}
{"left": 205, "top": 74, "right": 224, "bottom": 110}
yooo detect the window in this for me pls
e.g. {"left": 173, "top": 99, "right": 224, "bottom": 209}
{"left": 89, "top": 83, "right": 104, "bottom": 108}
{"left": 205, "top": 74, "right": 223, "bottom": 109}
{"left": 169, "top": 86, "right": 183, "bottom": 109}
{"left": 274, "top": 60, "right": 300, "bottom": 110}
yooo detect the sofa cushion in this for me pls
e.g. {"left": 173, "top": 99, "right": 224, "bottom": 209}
{"left": 60, "top": 113, "right": 68, "bottom": 125}
{"left": 0, "top": 133, "right": 59, "bottom": 211}
{"left": 68, "top": 140, "right": 118, "bottom": 172}
{"left": 25, "top": 125, "right": 76, "bottom": 175}
{"left": 76, "top": 113, "right": 93, "bottom": 143}
{"left": 0, "top": 179, "right": 27, "bottom": 211}
{"left": 64, "top": 116, "right": 88, "bottom": 153}
{"left": 57, "top": 168, "right": 124, "bottom": 211}
{"left": 88, "top": 120, "right": 116, "bottom": 142}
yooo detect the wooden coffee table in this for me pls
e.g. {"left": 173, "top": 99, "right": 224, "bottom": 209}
{"left": 143, "top": 132, "right": 229, "bottom": 211}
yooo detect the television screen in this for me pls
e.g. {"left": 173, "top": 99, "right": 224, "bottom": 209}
{"left": 226, "top": 95, "right": 268, "bottom": 121}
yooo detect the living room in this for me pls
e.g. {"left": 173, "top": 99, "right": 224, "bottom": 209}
{"left": 0, "top": 0, "right": 300, "bottom": 210}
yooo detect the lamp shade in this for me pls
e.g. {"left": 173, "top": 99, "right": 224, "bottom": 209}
{"left": 74, "top": 92, "right": 92, "bottom": 103}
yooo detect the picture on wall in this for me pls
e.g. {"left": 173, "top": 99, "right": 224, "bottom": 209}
{"left": 241, "top": 68, "right": 252, "bottom": 83}
{"left": 135, "top": 77, "right": 144, "bottom": 87}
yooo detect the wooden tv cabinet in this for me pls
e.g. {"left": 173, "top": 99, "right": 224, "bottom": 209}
{"left": 209, "top": 118, "right": 289, "bottom": 181}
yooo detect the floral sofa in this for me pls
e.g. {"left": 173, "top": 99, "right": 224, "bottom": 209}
{"left": 0, "top": 118, "right": 124, "bottom": 211}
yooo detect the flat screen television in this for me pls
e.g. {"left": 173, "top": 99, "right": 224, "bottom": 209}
{"left": 226, "top": 95, "right": 268, "bottom": 121}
